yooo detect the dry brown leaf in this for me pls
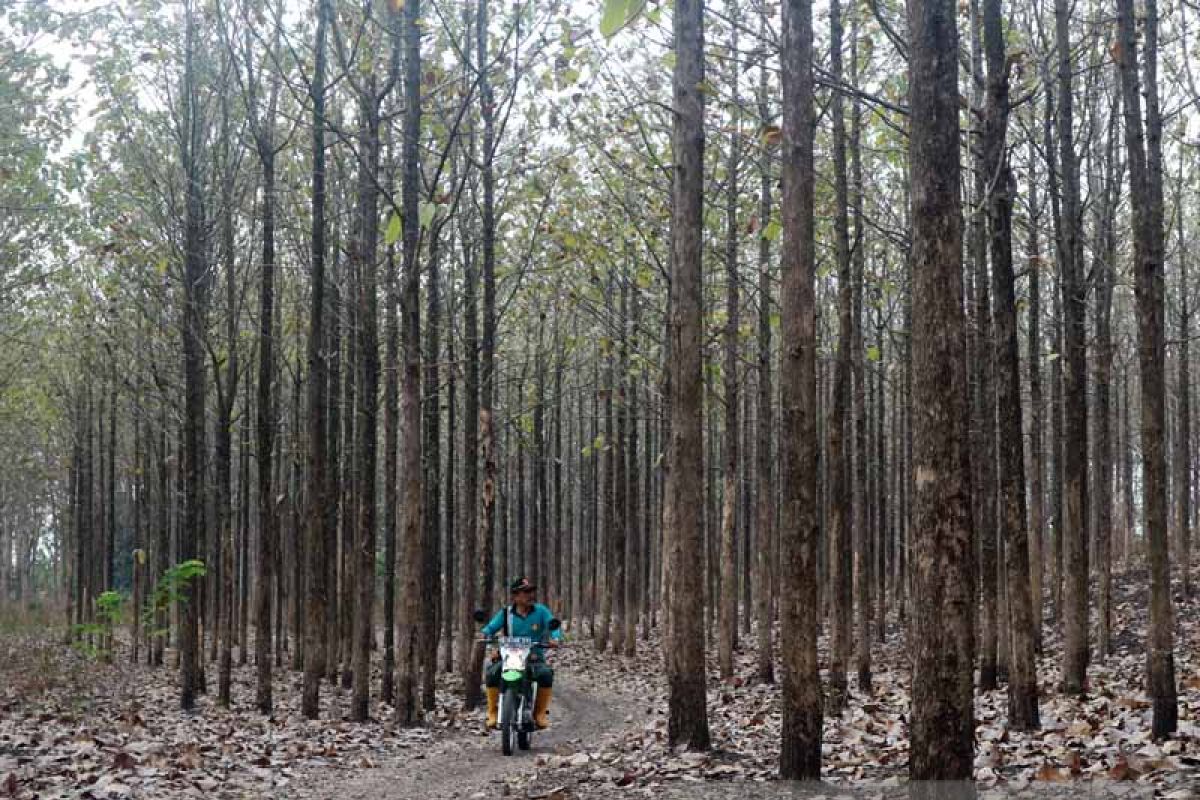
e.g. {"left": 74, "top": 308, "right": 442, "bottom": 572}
{"left": 1108, "top": 755, "right": 1142, "bottom": 781}
{"left": 1035, "top": 764, "right": 1071, "bottom": 782}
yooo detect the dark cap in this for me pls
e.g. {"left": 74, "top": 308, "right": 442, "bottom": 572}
{"left": 509, "top": 577, "right": 536, "bottom": 593}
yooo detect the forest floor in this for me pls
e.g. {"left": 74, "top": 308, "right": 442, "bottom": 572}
{"left": 2, "top": 563, "right": 1199, "bottom": 799}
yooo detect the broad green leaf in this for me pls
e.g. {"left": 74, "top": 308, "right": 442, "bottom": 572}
{"left": 764, "top": 219, "right": 782, "bottom": 242}
{"left": 600, "top": 0, "right": 628, "bottom": 38}
{"left": 385, "top": 212, "right": 402, "bottom": 245}
{"left": 418, "top": 201, "right": 437, "bottom": 229}
{"left": 866, "top": 345, "right": 881, "bottom": 363}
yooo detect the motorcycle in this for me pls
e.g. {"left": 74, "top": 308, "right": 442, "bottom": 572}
{"left": 474, "top": 610, "right": 561, "bottom": 756}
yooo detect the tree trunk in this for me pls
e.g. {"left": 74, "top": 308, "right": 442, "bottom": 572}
{"left": 827, "top": 0, "right": 853, "bottom": 710}
{"left": 1116, "top": 0, "right": 1178, "bottom": 739}
{"left": 382, "top": 224, "right": 399, "bottom": 707}
{"left": 1054, "top": 0, "right": 1090, "bottom": 697}
{"left": 754, "top": 33, "right": 775, "bottom": 685}
{"left": 253, "top": 128, "right": 278, "bottom": 718}
{"left": 1174, "top": 165, "right": 1192, "bottom": 601}
{"left": 779, "top": 0, "right": 821, "bottom": 778}
{"left": 179, "top": 3, "right": 207, "bottom": 710}
{"left": 394, "top": 0, "right": 424, "bottom": 726}
{"left": 421, "top": 228, "right": 443, "bottom": 711}
{"left": 969, "top": 0, "right": 997, "bottom": 694}
{"left": 624, "top": 288, "right": 639, "bottom": 657}
{"left": 1026, "top": 133, "right": 1044, "bottom": 655}
{"left": 718, "top": 3, "right": 741, "bottom": 679}
{"left": 301, "top": 0, "right": 330, "bottom": 721}
{"left": 848, "top": 3, "right": 872, "bottom": 691}
{"left": 906, "top": 0, "right": 976, "bottom": 782}
{"left": 1095, "top": 91, "right": 1119, "bottom": 660}
{"left": 216, "top": 83, "right": 240, "bottom": 709}
{"left": 664, "top": 0, "right": 710, "bottom": 752}
{"left": 456, "top": 0, "right": 483, "bottom": 712}
{"left": 475, "top": 0, "right": 498, "bottom": 678}
{"left": 983, "top": 0, "right": 1038, "bottom": 729}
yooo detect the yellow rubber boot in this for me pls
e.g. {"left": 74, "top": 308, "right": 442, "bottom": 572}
{"left": 534, "top": 687, "right": 552, "bottom": 729}
{"left": 486, "top": 687, "right": 500, "bottom": 730}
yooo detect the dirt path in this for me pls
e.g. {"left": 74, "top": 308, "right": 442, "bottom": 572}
{"left": 284, "top": 681, "right": 629, "bottom": 800}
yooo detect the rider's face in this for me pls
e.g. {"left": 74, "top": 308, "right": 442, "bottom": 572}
{"left": 513, "top": 589, "right": 534, "bottom": 607}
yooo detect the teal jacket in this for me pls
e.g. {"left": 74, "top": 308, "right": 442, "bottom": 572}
{"left": 481, "top": 603, "right": 563, "bottom": 654}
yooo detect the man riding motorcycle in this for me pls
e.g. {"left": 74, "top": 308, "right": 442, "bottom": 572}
{"left": 480, "top": 577, "right": 562, "bottom": 730}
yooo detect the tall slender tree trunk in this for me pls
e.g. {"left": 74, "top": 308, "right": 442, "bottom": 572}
{"left": 969, "top": 0, "right": 998, "bottom": 694}
{"left": 848, "top": 4, "right": 872, "bottom": 691}
{"left": 326, "top": 223, "right": 344, "bottom": 683}
{"left": 475, "top": 0, "right": 498, "bottom": 672}
{"left": 1054, "top": 0, "right": 1090, "bottom": 697}
{"left": 394, "top": 0, "right": 424, "bottom": 726}
{"left": 251, "top": 53, "right": 281, "bottom": 718}
{"left": 664, "top": 0, "right": 710, "bottom": 752}
{"left": 779, "top": 0, "right": 821, "bottom": 778}
{"left": 754, "top": 34, "right": 775, "bottom": 685}
{"left": 301, "top": 0, "right": 331, "bottom": 719}
{"left": 718, "top": 3, "right": 741, "bottom": 680}
{"left": 826, "top": 0, "right": 853, "bottom": 710}
{"left": 1116, "top": 0, "right": 1178, "bottom": 739}
{"left": 624, "top": 289, "right": 639, "bottom": 657}
{"left": 179, "top": 2, "right": 207, "bottom": 710}
{"left": 983, "top": 0, "right": 1037, "bottom": 729}
{"left": 1026, "top": 134, "right": 1044, "bottom": 654}
{"left": 421, "top": 229, "right": 443, "bottom": 711}
{"left": 1175, "top": 164, "right": 1192, "bottom": 601}
{"left": 907, "top": 0, "right": 976, "bottom": 781}
{"left": 216, "top": 86, "right": 240, "bottom": 709}
{"left": 1095, "top": 95, "right": 1120, "bottom": 660}
{"left": 611, "top": 280, "right": 627, "bottom": 655}
{"left": 457, "top": 0, "right": 483, "bottom": 712}
{"left": 382, "top": 238, "right": 399, "bottom": 705}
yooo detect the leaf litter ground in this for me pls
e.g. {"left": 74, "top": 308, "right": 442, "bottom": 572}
{"left": 2, "top": 562, "right": 1198, "bottom": 799}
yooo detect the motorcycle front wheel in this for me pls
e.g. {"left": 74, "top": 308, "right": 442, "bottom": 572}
{"left": 501, "top": 688, "right": 519, "bottom": 756}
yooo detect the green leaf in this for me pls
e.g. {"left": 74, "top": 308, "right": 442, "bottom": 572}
{"left": 866, "top": 345, "right": 881, "bottom": 363}
{"left": 419, "top": 201, "right": 437, "bottom": 229}
{"left": 599, "top": 0, "right": 628, "bottom": 38}
{"left": 763, "top": 219, "right": 782, "bottom": 242}
{"left": 385, "top": 212, "right": 402, "bottom": 245}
